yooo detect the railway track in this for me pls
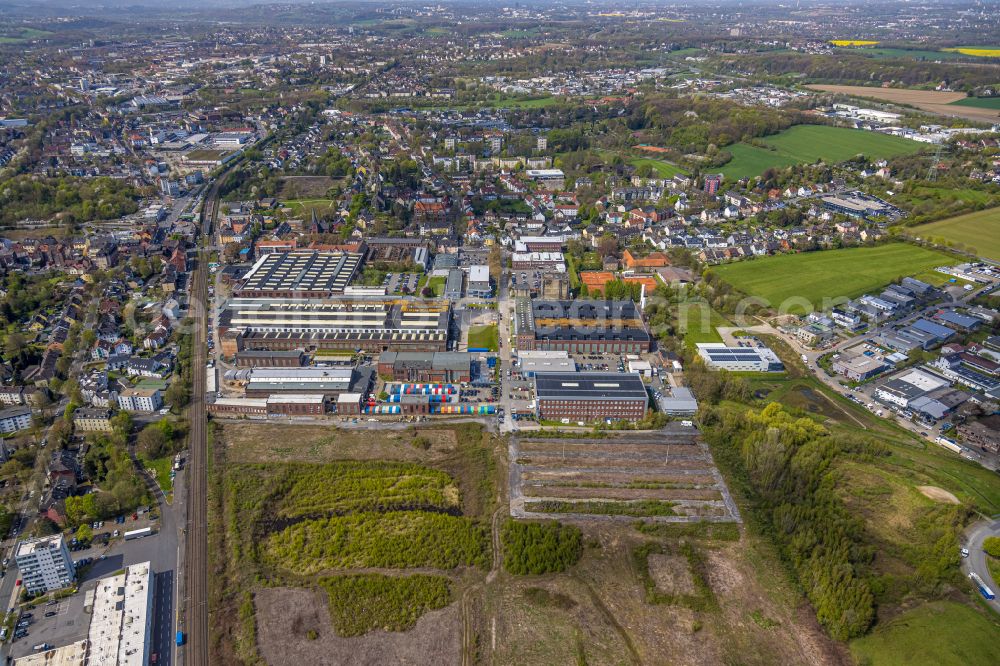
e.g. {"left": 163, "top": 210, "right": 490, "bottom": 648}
{"left": 184, "top": 184, "right": 215, "bottom": 665}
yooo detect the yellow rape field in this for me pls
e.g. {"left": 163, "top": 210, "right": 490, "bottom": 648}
{"left": 942, "top": 47, "right": 1000, "bottom": 57}
{"left": 830, "top": 39, "right": 879, "bottom": 46}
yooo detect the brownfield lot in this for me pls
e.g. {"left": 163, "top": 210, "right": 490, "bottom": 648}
{"left": 485, "top": 524, "right": 849, "bottom": 666}
{"left": 278, "top": 175, "right": 337, "bottom": 199}
{"left": 807, "top": 85, "right": 1000, "bottom": 122}
{"left": 209, "top": 421, "right": 497, "bottom": 665}
{"left": 215, "top": 421, "right": 854, "bottom": 666}
{"left": 511, "top": 427, "right": 740, "bottom": 522}
{"left": 255, "top": 586, "right": 461, "bottom": 666}
{"left": 220, "top": 422, "right": 459, "bottom": 464}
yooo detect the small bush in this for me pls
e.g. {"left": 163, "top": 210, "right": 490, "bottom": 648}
{"left": 983, "top": 536, "right": 1000, "bottom": 558}
{"left": 501, "top": 520, "right": 583, "bottom": 575}
{"left": 320, "top": 574, "right": 451, "bottom": 636}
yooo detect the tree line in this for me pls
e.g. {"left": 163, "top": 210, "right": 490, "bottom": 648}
{"left": 700, "top": 402, "right": 876, "bottom": 640}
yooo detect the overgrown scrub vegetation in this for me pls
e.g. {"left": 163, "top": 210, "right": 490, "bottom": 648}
{"left": 240, "top": 461, "right": 460, "bottom": 518}
{"left": 501, "top": 520, "right": 583, "bottom": 575}
{"left": 320, "top": 574, "right": 451, "bottom": 636}
{"left": 701, "top": 402, "right": 882, "bottom": 640}
{"left": 218, "top": 432, "right": 494, "bottom": 580}
{"left": 265, "top": 512, "right": 490, "bottom": 573}
{"left": 633, "top": 541, "right": 716, "bottom": 612}
{"left": 207, "top": 422, "right": 498, "bottom": 657}
{"left": 634, "top": 520, "right": 741, "bottom": 541}
{"left": 0, "top": 175, "right": 141, "bottom": 225}
{"left": 525, "top": 499, "right": 677, "bottom": 517}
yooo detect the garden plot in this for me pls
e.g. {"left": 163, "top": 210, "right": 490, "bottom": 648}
{"left": 509, "top": 425, "right": 741, "bottom": 523}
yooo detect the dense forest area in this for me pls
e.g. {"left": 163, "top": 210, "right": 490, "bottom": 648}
{"left": 0, "top": 175, "right": 140, "bottom": 225}
{"left": 717, "top": 52, "right": 1000, "bottom": 91}
{"left": 629, "top": 94, "right": 800, "bottom": 154}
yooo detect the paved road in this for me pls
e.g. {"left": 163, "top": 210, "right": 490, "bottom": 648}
{"left": 962, "top": 518, "right": 1000, "bottom": 614}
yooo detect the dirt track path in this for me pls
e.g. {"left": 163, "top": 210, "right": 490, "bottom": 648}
{"left": 462, "top": 434, "right": 507, "bottom": 666}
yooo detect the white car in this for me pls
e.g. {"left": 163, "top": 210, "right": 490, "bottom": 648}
{"left": 961, "top": 548, "right": 970, "bottom": 558}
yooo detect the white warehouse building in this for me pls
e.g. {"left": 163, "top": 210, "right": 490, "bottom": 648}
{"left": 696, "top": 343, "right": 784, "bottom": 373}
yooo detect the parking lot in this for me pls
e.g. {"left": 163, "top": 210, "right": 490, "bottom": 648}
{"left": 511, "top": 269, "right": 543, "bottom": 294}
{"left": 8, "top": 594, "right": 90, "bottom": 657}
{"left": 458, "top": 249, "right": 489, "bottom": 268}
{"left": 5, "top": 480, "right": 180, "bottom": 663}
{"left": 384, "top": 272, "right": 420, "bottom": 295}
{"left": 8, "top": 566, "right": 175, "bottom": 663}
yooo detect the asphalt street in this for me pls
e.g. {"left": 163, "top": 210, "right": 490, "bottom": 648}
{"left": 962, "top": 518, "right": 1000, "bottom": 614}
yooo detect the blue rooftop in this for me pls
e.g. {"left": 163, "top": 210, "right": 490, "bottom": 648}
{"left": 911, "top": 318, "right": 954, "bottom": 340}
{"left": 935, "top": 310, "right": 980, "bottom": 329}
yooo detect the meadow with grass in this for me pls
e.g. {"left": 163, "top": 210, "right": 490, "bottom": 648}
{"left": 912, "top": 207, "right": 1000, "bottom": 261}
{"left": 628, "top": 157, "right": 688, "bottom": 178}
{"left": 265, "top": 512, "right": 490, "bottom": 573}
{"left": 710, "top": 243, "right": 955, "bottom": 312}
{"left": 718, "top": 125, "right": 923, "bottom": 180}
{"left": 467, "top": 324, "right": 499, "bottom": 351}
{"left": 850, "top": 601, "right": 1000, "bottom": 666}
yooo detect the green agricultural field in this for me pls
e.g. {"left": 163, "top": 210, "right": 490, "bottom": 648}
{"left": 719, "top": 142, "right": 799, "bottom": 180}
{"left": 950, "top": 96, "right": 1000, "bottom": 109}
{"left": 850, "top": 601, "right": 1000, "bottom": 666}
{"left": 711, "top": 243, "right": 956, "bottom": 312}
{"left": 912, "top": 207, "right": 1000, "bottom": 261}
{"left": 435, "top": 96, "right": 560, "bottom": 112}
{"left": 838, "top": 47, "right": 966, "bottom": 61}
{"left": 501, "top": 28, "right": 540, "bottom": 38}
{"left": 628, "top": 157, "right": 688, "bottom": 178}
{"left": 0, "top": 28, "right": 53, "bottom": 43}
{"left": 496, "top": 96, "right": 560, "bottom": 109}
{"left": 719, "top": 125, "right": 923, "bottom": 180}
{"left": 468, "top": 324, "right": 499, "bottom": 351}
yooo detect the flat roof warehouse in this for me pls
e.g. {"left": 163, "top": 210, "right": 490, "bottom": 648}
{"left": 515, "top": 298, "right": 652, "bottom": 352}
{"left": 235, "top": 251, "right": 363, "bottom": 297}
{"left": 534, "top": 372, "right": 648, "bottom": 400}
